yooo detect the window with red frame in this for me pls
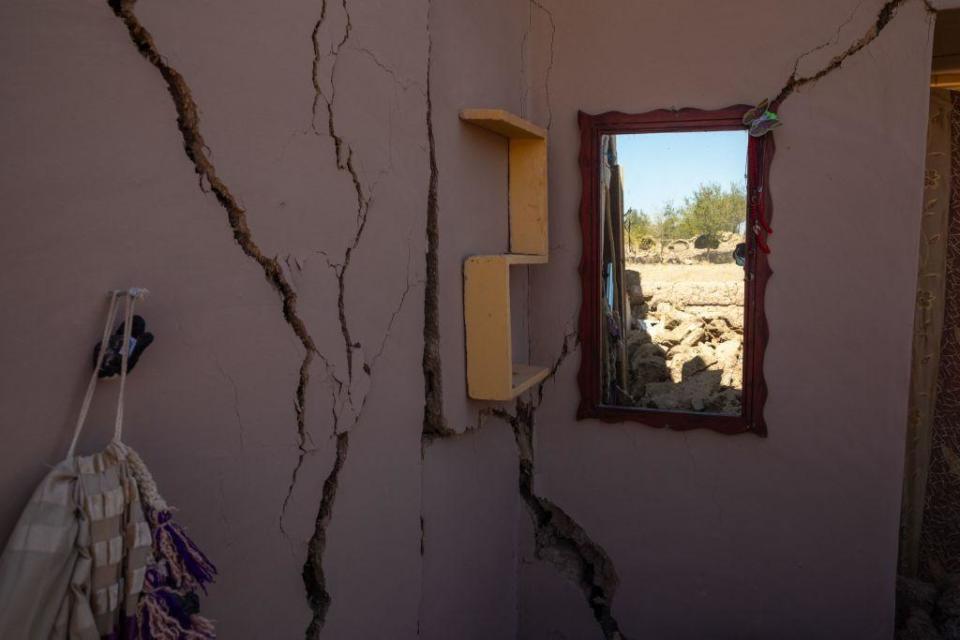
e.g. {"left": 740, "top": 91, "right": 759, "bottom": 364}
{"left": 577, "top": 107, "right": 772, "bottom": 436}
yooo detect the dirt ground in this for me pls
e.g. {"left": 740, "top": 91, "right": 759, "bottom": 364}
{"left": 628, "top": 263, "right": 744, "bottom": 284}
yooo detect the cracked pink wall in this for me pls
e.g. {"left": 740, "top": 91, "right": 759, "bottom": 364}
{"left": 0, "top": 0, "right": 940, "bottom": 638}
{"left": 526, "top": 0, "right": 935, "bottom": 638}
{"left": 0, "top": 0, "right": 530, "bottom": 636}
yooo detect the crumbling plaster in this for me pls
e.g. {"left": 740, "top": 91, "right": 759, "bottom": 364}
{"left": 0, "top": 0, "right": 939, "bottom": 639}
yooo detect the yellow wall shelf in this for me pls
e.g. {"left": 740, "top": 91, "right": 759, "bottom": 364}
{"left": 461, "top": 109, "right": 550, "bottom": 400}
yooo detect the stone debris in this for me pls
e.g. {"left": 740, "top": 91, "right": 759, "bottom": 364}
{"left": 627, "top": 292, "right": 743, "bottom": 415}
{"left": 897, "top": 575, "right": 960, "bottom": 640}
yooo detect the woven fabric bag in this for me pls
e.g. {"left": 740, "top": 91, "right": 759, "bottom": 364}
{"left": 0, "top": 291, "right": 216, "bottom": 639}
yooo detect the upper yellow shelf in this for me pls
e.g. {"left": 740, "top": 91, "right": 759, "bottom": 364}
{"left": 460, "top": 108, "right": 548, "bottom": 257}
{"left": 459, "top": 109, "right": 547, "bottom": 140}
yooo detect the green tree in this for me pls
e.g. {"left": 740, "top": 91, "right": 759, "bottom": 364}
{"left": 677, "top": 182, "right": 746, "bottom": 241}
{"left": 657, "top": 203, "right": 682, "bottom": 240}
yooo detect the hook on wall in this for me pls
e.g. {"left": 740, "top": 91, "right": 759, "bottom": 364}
{"left": 93, "top": 288, "right": 154, "bottom": 378}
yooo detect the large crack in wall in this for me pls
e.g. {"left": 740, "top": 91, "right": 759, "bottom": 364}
{"left": 492, "top": 334, "right": 628, "bottom": 640}
{"left": 105, "top": 0, "right": 415, "bottom": 636}
{"left": 771, "top": 0, "right": 936, "bottom": 109}
{"left": 421, "top": 0, "right": 451, "bottom": 441}
{"left": 104, "top": 0, "right": 935, "bottom": 636}
{"left": 106, "top": 0, "right": 329, "bottom": 463}
{"left": 496, "top": 402, "right": 624, "bottom": 640}
{"left": 455, "top": 2, "right": 938, "bottom": 637}
{"left": 303, "top": 431, "right": 349, "bottom": 639}
{"left": 301, "top": 0, "right": 423, "bottom": 635}
{"left": 415, "top": 1, "right": 629, "bottom": 634}
{"left": 518, "top": 6, "right": 630, "bottom": 638}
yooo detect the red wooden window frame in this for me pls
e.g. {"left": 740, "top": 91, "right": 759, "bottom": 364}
{"left": 576, "top": 106, "right": 773, "bottom": 436}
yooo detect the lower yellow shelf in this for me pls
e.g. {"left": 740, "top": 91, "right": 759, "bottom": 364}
{"left": 464, "top": 254, "right": 548, "bottom": 400}
{"left": 511, "top": 364, "right": 551, "bottom": 396}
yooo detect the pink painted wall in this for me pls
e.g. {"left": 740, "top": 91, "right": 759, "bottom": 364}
{"left": 0, "top": 0, "right": 936, "bottom": 638}
{"left": 525, "top": 1, "right": 935, "bottom": 638}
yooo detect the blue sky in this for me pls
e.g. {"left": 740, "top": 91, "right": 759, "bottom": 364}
{"left": 615, "top": 130, "right": 748, "bottom": 220}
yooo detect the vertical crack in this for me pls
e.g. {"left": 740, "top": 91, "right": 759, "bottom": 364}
{"left": 422, "top": 324, "right": 617, "bottom": 637}
{"left": 491, "top": 332, "right": 627, "bottom": 640}
{"left": 421, "top": 0, "right": 451, "bottom": 440}
{"left": 311, "top": 0, "right": 370, "bottom": 393}
{"left": 297, "top": 1, "right": 365, "bottom": 633}
{"left": 520, "top": 0, "right": 557, "bottom": 131}
{"left": 496, "top": 400, "right": 624, "bottom": 640}
{"left": 301, "top": 1, "right": 421, "bottom": 634}
{"left": 303, "top": 432, "right": 350, "bottom": 640}
{"left": 417, "top": 2, "right": 449, "bottom": 633}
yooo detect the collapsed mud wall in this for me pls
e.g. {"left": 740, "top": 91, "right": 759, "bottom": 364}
{"left": 627, "top": 233, "right": 744, "bottom": 265}
{"left": 624, "top": 291, "right": 744, "bottom": 414}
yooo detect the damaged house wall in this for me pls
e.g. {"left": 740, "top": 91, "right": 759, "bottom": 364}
{"left": 525, "top": 0, "right": 936, "bottom": 638}
{"left": 0, "top": 1, "right": 942, "bottom": 640}
{"left": 0, "top": 0, "right": 528, "bottom": 636}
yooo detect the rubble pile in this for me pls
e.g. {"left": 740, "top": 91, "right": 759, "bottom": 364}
{"left": 897, "top": 575, "right": 960, "bottom": 640}
{"left": 623, "top": 271, "right": 744, "bottom": 415}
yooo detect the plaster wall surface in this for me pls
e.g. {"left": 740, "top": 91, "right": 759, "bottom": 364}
{"left": 524, "top": 0, "right": 935, "bottom": 638}
{"left": 0, "top": 0, "right": 938, "bottom": 638}
{"left": 0, "top": 0, "right": 520, "bottom": 635}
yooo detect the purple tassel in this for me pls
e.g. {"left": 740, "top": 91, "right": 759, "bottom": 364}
{"left": 150, "top": 509, "right": 217, "bottom": 594}
{"left": 136, "top": 566, "right": 217, "bottom": 639}
{"left": 155, "top": 586, "right": 192, "bottom": 627}
{"left": 135, "top": 509, "right": 218, "bottom": 639}
{"left": 159, "top": 515, "right": 217, "bottom": 589}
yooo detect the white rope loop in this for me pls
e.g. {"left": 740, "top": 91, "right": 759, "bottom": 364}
{"left": 112, "top": 293, "right": 136, "bottom": 443}
{"left": 66, "top": 288, "right": 148, "bottom": 459}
